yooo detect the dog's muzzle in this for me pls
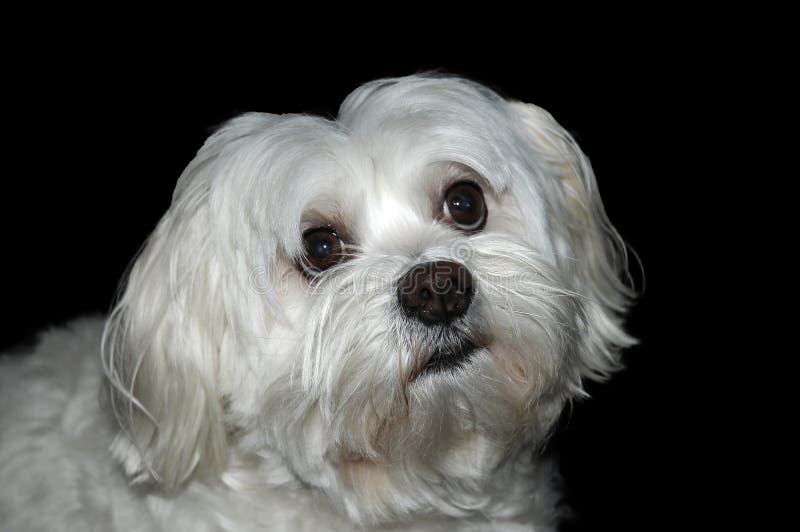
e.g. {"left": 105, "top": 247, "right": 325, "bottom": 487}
{"left": 397, "top": 261, "right": 474, "bottom": 325}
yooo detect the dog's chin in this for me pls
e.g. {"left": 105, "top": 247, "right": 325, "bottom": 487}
{"left": 421, "top": 337, "right": 479, "bottom": 375}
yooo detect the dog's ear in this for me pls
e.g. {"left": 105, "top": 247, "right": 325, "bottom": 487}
{"left": 101, "top": 139, "right": 232, "bottom": 490}
{"left": 509, "top": 102, "right": 636, "bottom": 383}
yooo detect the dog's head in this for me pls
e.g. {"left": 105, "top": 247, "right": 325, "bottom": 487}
{"left": 102, "top": 75, "right": 634, "bottom": 524}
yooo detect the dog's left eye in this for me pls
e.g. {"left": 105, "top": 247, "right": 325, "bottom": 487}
{"left": 300, "top": 227, "right": 347, "bottom": 276}
{"left": 443, "top": 181, "right": 487, "bottom": 232}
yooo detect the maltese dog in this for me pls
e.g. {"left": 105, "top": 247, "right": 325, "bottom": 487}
{"left": 0, "top": 75, "right": 634, "bottom": 531}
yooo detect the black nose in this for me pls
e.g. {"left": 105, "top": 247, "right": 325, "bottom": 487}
{"left": 397, "top": 261, "right": 474, "bottom": 325}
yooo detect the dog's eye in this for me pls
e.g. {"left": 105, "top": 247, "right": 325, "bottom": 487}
{"left": 443, "top": 181, "right": 487, "bottom": 232}
{"left": 301, "top": 227, "right": 347, "bottom": 275}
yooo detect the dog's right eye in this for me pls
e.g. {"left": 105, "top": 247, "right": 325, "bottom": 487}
{"left": 300, "top": 227, "right": 348, "bottom": 276}
{"left": 443, "top": 181, "right": 487, "bottom": 233}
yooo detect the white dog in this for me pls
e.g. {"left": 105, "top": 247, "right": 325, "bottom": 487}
{"left": 0, "top": 75, "right": 634, "bottom": 531}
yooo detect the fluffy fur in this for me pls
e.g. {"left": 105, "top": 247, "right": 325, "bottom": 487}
{"left": 0, "top": 75, "right": 635, "bottom": 531}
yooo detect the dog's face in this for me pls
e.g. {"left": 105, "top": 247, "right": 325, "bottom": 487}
{"left": 103, "top": 76, "right": 634, "bottom": 524}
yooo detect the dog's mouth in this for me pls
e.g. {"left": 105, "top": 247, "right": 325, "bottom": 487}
{"left": 421, "top": 337, "right": 479, "bottom": 375}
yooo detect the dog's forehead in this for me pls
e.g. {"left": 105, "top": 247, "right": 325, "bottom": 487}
{"left": 336, "top": 76, "right": 516, "bottom": 189}
{"left": 290, "top": 81, "right": 516, "bottom": 212}
{"left": 288, "top": 127, "right": 492, "bottom": 241}
{"left": 251, "top": 76, "right": 550, "bottom": 253}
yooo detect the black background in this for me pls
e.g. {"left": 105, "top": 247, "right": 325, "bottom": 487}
{"left": 3, "top": 47, "right": 718, "bottom": 531}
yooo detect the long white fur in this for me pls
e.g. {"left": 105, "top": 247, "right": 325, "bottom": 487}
{"left": 0, "top": 75, "right": 635, "bottom": 531}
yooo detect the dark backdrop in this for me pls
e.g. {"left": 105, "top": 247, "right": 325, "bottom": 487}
{"left": 3, "top": 52, "right": 707, "bottom": 531}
